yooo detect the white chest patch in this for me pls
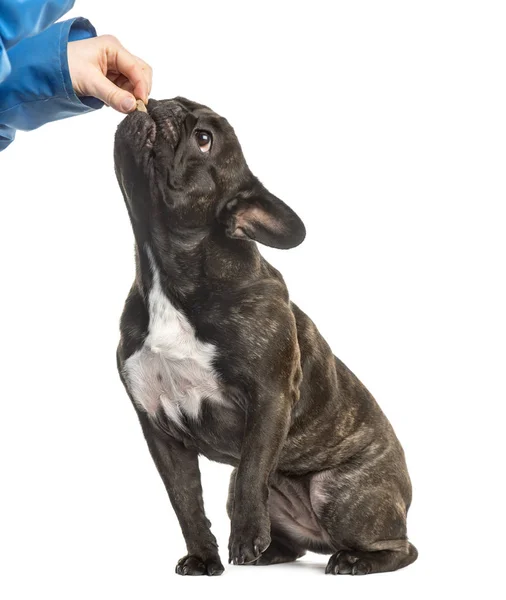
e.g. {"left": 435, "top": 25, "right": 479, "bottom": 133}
{"left": 122, "top": 258, "right": 223, "bottom": 426}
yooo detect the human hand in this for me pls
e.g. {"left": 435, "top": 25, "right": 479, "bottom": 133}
{"left": 68, "top": 35, "right": 152, "bottom": 113}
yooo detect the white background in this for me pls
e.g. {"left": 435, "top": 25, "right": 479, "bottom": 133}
{"left": 1, "top": 1, "right": 505, "bottom": 598}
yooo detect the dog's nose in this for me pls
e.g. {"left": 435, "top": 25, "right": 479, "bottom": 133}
{"left": 146, "top": 99, "right": 188, "bottom": 146}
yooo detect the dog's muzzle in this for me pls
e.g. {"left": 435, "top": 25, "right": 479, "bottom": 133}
{"left": 148, "top": 99, "right": 187, "bottom": 148}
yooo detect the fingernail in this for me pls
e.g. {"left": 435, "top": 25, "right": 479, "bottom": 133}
{"left": 121, "top": 97, "right": 136, "bottom": 112}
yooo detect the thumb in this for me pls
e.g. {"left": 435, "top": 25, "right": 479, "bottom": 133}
{"left": 88, "top": 70, "right": 137, "bottom": 113}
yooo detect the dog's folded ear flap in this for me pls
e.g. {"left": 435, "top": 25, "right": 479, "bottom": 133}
{"left": 219, "top": 182, "right": 306, "bottom": 249}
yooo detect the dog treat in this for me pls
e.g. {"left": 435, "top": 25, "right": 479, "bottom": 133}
{"left": 136, "top": 99, "right": 147, "bottom": 113}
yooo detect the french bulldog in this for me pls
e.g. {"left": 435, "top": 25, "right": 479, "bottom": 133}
{"left": 114, "top": 97, "right": 418, "bottom": 576}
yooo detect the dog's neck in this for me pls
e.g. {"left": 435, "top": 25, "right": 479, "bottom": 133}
{"left": 131, "top": 208, "right": 262, "bottom": 308}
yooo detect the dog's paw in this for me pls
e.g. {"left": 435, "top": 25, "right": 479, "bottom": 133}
{"left": 175, "top": 554, "right": 224, "bottom": 576}
{"left": 228, "top": 524, "right": 271, "bottom": 565}
{"left": 325, "top": 551, "right": 372, "bottom": 575}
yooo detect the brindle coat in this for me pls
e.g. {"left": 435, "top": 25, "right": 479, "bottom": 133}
{"left": 114, "top": 98, "right": 418, "bottom": 576}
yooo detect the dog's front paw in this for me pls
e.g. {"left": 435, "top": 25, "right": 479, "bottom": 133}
{"left": 228, "top": 522, "right": 271, "bottom": 565}
{"left": 175, "top": 554, "right": 224, "bottom": 576}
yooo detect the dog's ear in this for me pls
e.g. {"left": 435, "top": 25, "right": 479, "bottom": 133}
{"left": 219, "top": 182, "right": 306, "bottom": 249}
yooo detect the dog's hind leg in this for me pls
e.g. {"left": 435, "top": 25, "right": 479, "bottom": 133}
{"left": 325, "top": 543, "right": 418, "bottom": 575}
{"left": 310, "top": 448, "right": 418, "bottom": 575}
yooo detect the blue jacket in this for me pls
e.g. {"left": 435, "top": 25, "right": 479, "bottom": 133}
{"left": 0, "top": 0, "right": 102, "bottom": 151}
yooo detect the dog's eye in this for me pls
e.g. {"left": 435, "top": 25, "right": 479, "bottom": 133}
{"left": 195, "top": 130, "right": 212, "bottom": 153}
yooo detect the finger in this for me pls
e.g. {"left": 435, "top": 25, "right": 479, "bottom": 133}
{"left": 87, "top": 69, "right": 137, "bottom": 113}
{"left": 108, "top": 73, "right": 135, "bottom": 94}
{"left": 134, "top": 57, "right": 153, "bottom": 99}
{"left": 127, "top": 56, "right": 152, "bottom": 101}
{"left": 107, "top": 71, "right": 122, "bottom": 84}
{"left": 107, "top": 46, "right": 152, "bottom": 104}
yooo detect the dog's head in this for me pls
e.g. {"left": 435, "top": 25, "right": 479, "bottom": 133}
{"left": 114, "top": 97, "right": 305, "bottom": 249}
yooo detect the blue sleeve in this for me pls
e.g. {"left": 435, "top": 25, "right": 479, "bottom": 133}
{"left": 0, "top": 0, "right": 75, "bottom": 49}
{"left": 0, "top": 0, "right": 75, "bottom": 81}
{"left": 0, "top": 17, "right": 103, "bottom": 151}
